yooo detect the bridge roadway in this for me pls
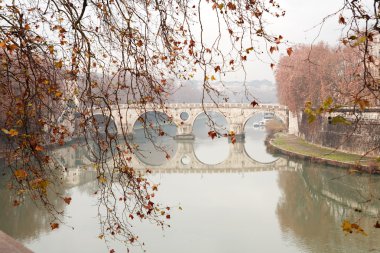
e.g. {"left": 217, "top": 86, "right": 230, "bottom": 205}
{"left": 89, "top": 103, "right": 290, "bottom": 138}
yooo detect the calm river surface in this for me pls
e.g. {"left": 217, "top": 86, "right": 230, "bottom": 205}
{"left": 1, "top": 113, "right": 380, "bottom": 253}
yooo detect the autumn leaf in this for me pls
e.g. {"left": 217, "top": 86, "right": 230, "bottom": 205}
{"left": 341, "top": 220, "right": 367, "bottom": 236}
{"left": 8, "top": 44, "right": 18, "bottom": 52}
{"left": 214, "top": 65, "right": 221, "bottom": 72}
{"left": 136, "top": 40, "right": 143, "bottom": 47}
{"left": 269, "top": 46, "right": 277, "bottom": 54}
{"left": 246, "top": 47, "right": 254, "bottom": 54}
{"left": 54, "top": 60, "right": 63, "bottom": 68}
{"left": 63, "top": 197, "right": 72, "bottom": 205}
{"left": 208, "top": 130, "right": 217, "bottom": 140}
{"left": 355, "top": 99, "right": 369, "bottom": 110}
{"left": 166, "top": 214, "right": 171, "bottom": 219}
{"left": 2, "top": 128, "right": 19, "bottom": 137}
{"left": 35, "top": 145, "right": 44, "bottom": 151}
{"left": 8, "top": 129, "right": 18, "bottom": 137}
{"left": 50, "top": 223, "right": 59, "bottom": 230}
{"left": 307, "top": 114, "right": 316, "bottom": 124}
{"left": 98, "top": 176, "right": 107, "bottom": 183}
{"left": 48, "top": 45, "right": 54, "bottom": 55}
{"left": 348, "top": 35, "right": 357, "bottom": 40}
{"left": 331, "top": 116, "right": 351, "bottom": 125}
{"left": 14, "top": 169, "right": 28, "bottom": 180}
{"left": 54, "top": 91, "right": 63, "bottom": 97}
{"left": 13, "top": 200, "right": 21, "bottom": 207}
{"left": 322, "top": 97, "right": 333, "bottom": 109}
{"left": 275, "top": 35, "right": 283, "bottom": 44}
{"left": 339, "top": 15, "right": 346, "bottom": 24}
{"left": 353, "top": 36, "right": 366, "bottom": 46}
{"left": 226, "top": 2, "right": 236, "bottom": 10}
{"left": 98, "top": 234, "right": 104, "bottom": 240}
{"left": 342, "top": 220, "right": 352, "bottom": 233}
{"left": 286, "top": 47, "right": 293, "bottom": 56}
{"left": 270, "top": 63, "right": 275, "bottom": 69}
{"left": 211, "top": 75, "right": 216, "bottom": 81}
{"left": 250, "top": 100, "right": 258, "bottom": 107}
{"left": 374, "top": 221, "right": 380, "bottom": 228}
{"left": 30, "top": 178, "right": 49, "bottom": 193}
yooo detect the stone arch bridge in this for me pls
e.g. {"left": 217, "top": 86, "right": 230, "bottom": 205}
{"left": 91, "top": 103, "right": 290, "bottom": 138}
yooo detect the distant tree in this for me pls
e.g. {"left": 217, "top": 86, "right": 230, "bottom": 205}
{"left": 275, "top": 43, "right": 377, "bottom": 113}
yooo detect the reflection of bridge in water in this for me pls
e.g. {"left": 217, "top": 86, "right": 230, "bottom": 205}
{"left": 53, "top": 140, "right": 300, "bottom": 177}
{"left": 53, "top": 139, "right": 380, "bottom": 221}
{"left": 128, "top": 141, "right": 296, "bottom": 173}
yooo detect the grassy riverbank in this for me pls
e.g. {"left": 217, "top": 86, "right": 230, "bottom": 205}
{"left": 268, "top": 133, "right": 380, "bottom": 173}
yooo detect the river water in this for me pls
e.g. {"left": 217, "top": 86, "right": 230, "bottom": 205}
{"left": 0, "top": 113, "right": 380, "bottom": 253}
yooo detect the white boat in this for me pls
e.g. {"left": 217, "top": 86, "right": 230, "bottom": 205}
{"left": 253, "top": 120, "right": 266, "bottom": 128}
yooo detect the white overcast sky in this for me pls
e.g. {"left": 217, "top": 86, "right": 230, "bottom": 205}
{"left": 243, "top": 0, "right": 348, "bottom": 82}
{"left": 201, "top": 0, "right": 359, "bottom": 82}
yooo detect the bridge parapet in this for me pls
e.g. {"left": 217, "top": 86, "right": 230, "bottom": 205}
{"left": 105, "top": 103, "right": 287, "bottom": 110}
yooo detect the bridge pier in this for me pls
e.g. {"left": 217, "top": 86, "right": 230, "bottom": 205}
{"left": 230, "top": 133, "right": 245, "bottom": 142}
{"left": 175, "top": 124, "right": 195, "bottom": 140}
{"left": 229, "top": 123, "right": 245, "bottom": 142}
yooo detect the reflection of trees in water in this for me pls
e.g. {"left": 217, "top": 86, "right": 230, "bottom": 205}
{"left": 303, "top": 165, "right": 380, "bottom": 217}
{"left": 0, "top": 177, "right": 65, "bottom": 242}
{"left": 0, "top": 166, "right": 98, "bottom": 243}
{"left": 276, "top": 163, "right": 380, "bottom": 253}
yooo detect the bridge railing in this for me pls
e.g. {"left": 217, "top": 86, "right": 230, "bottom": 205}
{"left": 99, "top": 103, "right": 288, "bottom": 111}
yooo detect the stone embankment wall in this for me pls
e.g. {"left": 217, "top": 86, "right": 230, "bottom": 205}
{"left": 298, "top": 112, "right": 380, "bottom": 156}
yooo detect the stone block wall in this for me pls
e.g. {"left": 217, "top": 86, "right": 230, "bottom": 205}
{"left": 298, "top": 112, "right": 380, "bottom": 156}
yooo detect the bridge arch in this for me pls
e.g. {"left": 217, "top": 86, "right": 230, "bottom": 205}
{"left": 132, "top": 111, "right": 177, "bottom": 137}
{"left": 89, "top": 114, "right": 118, "bottom": 136}
{"left": 242, "top": 142, "right": 280, "bottom": 164}
{"left": 191, "top": 111, "right": 230, "bottom": 137}
{"left": 242, "top": 111, "right": 287, "bottom": 131}
{"left": 193, "top": 139, "right": 230, "bottom": 165}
